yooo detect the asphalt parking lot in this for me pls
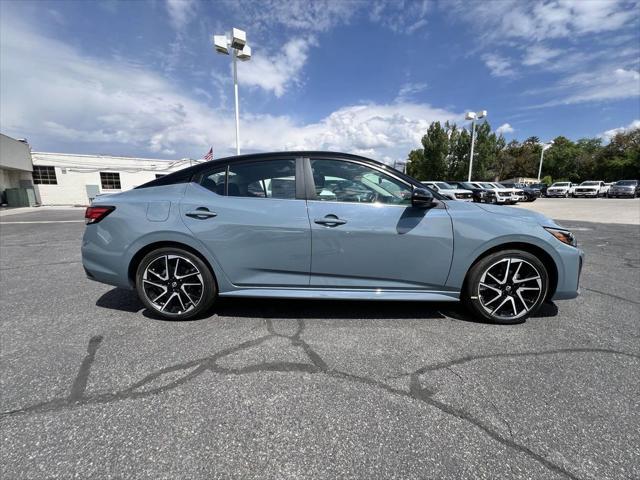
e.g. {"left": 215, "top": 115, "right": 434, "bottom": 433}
{"left": 1, "top": 200, "right": 639, "bottom": 480}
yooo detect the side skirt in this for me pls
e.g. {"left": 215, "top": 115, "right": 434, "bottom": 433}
{"left": 219, "top": 288, "right": 460, "bottom": 302}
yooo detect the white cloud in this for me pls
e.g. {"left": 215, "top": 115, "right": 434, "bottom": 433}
{"left": 522, "top": 44, "right": 563, "bottom": 66}
{"left": 482, "top": 53, "right": 514, "bottom": 77}
{"left": 535, "top": 67, "right": 640, "bottom": 106}
{"left": 496, "top": 123, "right": 514, "bottom": 135}
{"left": 237, "top": 37, "right": 313, "bottom": 97}
{"left": 395, "top": 82, "right": 428, "bottom": 102}
{"left": 449, "top": 0, "right": 639, "bottom": 42}
{"left": 223, "top": 0, "right": 359, "bottom": 33}
{"left": 370, "top": 0, "right": 431, "bottom": 34}
{"left": 165, "top": 0, "right": 197, "bottom": 30}
{"left": 601, "top": 119, "right": 640, "bottom": 141}
{"left": 0, "top": 18, "right": 458, "bottom": 163}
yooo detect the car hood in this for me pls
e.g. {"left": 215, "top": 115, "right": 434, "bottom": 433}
{"left": 449, "top": 188, "right": 472, "bottom": 194}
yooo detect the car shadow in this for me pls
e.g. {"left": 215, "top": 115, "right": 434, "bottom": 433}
{"left": 96, "top": 287, "right": 559, "bottom": 324}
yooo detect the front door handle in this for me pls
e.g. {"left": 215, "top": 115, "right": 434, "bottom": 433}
{"left": 314, "top": 215, "right": 347, "bottom": 227}
{"left": 185, "top": 207, "right": 217, "bottom": 219}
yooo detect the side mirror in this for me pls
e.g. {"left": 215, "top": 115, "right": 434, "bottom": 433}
{"left": 411, "top": 187, "right": 435, "bottom": 208}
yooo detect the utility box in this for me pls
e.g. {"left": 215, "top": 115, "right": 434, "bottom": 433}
{"left": 86, "top": 184, "right": 100, "bottom": 204}
{"left": 5, "top": 187, "right": 37, "bottom": 207}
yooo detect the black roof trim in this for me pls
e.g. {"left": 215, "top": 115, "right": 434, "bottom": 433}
{"left": 136, "top": 151, "right": 404, "bottom": 189}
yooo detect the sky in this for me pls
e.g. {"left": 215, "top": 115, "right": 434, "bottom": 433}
{"left": 1, "top": 0, "right": 639, "bottom": 164}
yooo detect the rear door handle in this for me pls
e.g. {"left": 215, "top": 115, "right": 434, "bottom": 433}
{"left": 314, "top": 215, "right": 347, "bottom": 226}
{"left": 185, "top": 208, "right": 217, "bottom": 219}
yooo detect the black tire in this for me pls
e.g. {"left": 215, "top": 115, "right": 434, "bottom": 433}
{"left": 462, "top": 249, "right": 549, "bottom": 324}
{"left": 135, "top": 247, "right": 217, "bottom": 320}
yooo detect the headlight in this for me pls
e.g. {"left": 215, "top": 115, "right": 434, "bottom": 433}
{"left": 544, "top": 227, "right": 577, "bottom": 247}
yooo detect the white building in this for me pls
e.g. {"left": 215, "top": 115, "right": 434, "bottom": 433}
{"left": 31, "top": 152, "right": 198, "bottom": 205}
{"left": 1, "top": 133, "right": 202, "bottom": 206}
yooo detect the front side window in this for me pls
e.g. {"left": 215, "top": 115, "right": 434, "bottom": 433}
{"left": 32, "top": 166, "right": 57, "bottom": 185}
{"left": 310, "top": 159, "right": 411, "bottom": 205}
{"left": 227, "top": 159, "right": 296, "bottom": 199}
{"left": 100, "top": 172, "right": 121, "bottom": 190}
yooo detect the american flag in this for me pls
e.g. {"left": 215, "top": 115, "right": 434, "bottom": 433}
{"left": 202, "top": 147, "right": 213, "bottom": 161}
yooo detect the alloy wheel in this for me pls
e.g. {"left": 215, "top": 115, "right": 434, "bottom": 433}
{"left": 142, "top": 254, "right": 204, "bottom": 314}
{"left": 477, "top": 257, "right": 543, "bottom": 321}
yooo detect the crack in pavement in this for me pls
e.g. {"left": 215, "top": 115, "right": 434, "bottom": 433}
{"left": 584, "top": 287, "right": 640, "bottom": 306}
{"left": 2, "top": 321, "right": 638, "bottom": 480}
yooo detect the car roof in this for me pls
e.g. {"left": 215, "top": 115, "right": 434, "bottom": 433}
{"left": 137, "top": 151, "right": 411, "bottom": 189}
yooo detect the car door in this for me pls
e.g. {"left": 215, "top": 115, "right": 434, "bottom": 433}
{"left": 181, "top": 158, "right": 311, "bottom": 287}
{"left": 306, "top": 157, "right": 454, "bottom": 290}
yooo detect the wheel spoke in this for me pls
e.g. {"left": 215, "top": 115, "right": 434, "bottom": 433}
{"left": 511, "top": 260, "right": 523, "bottom": 282}
{"left": 175, "top": 271, "right": 199, "bottom": 280}
{"left": 176, "top": 291, "right": 187, "bottom": 312}
{"left": 148, "top": 269, "right": 166, "bottom": 281}
{"left": 491, "top": 296, "right": 510, "bottom": 315}
{"left": 174, "top": 257, "right": 180, "bottom": 278}
{"left": 486, "top": 272, "right": 503, "bottom": 285}
{"left": 181, "top": 286, "right": 197, "bottom": 306}
{"left": 143, "top": 279, "right": 165, "bottom": 289}
{"left": 152, "top": 288, "right": 169, "bottom": 303}
{"left": 514, "top": 275, "right": 540, "bottom": 284}
{"left": 479, "top": 282, "right": 501, "bottom": 294}
{"left": 502, "top": 258, "right": 511, "bottom": 284}
{"left": 516, "top": 290, "right": 530, "bottom": 312}
{"left": 161, "top": 292, "right": 177, "bottom": 311}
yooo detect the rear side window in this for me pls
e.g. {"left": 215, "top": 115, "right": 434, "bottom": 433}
{"left": 227, "top": 160, "right": 296, "bottom": 199}
{"left": 200, "top": 167, "right": 227, "bottom": 195}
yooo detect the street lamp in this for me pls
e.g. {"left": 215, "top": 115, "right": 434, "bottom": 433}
{"left": 537, "top": 141, "right": 553, "bottom": 181}
{"left": 213, "top": 28, "right": 252, "bottom": 155}
{"left": 465, "top": 110, "right": 487, "bottom": 182}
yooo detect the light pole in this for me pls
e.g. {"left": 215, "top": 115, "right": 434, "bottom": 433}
{"left": 537, "top": 141, "right": 553, "bottom": 181}
{"left": 213, "top": 28, "right": 252, "bottom": 155}
{"left": 465, "top": 110, "right": 487, "bottom": 182}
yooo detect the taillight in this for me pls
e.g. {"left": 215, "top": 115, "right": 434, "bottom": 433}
{"left": 85, "top": 206, "right": 115, "bottom": 224}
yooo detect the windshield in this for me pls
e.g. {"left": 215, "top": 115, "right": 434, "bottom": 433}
{"left": 551, "top": 182, "right": 570, "bottom": 187}
{"left": 615, "top": 180, "right": 637, "bottom": 186}
{"left": 435, "top": 182, "right": 454, "bottom": 190}
{"left": 581, "top": 181, "right": 600, "bottom": 186}
{"left": 456, "top": 182, "right": 475, "bottom": 189}
{"left": 493, "top": 183, "right": 508, "bottom": 188}
{"left": 479, "top": 182, "right": 495, "bottom": 189}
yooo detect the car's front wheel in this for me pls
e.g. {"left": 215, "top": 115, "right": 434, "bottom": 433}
{"left": 462, "top": 250, "right": 549, "bottom": 324}
{"left": 135, "top": 247, "right": 217, "bottom": 320}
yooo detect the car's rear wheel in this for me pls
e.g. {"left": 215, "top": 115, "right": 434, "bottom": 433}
{"left": 462, "top": 250, "right": 549, "bottom": 324}
{"left": 135, "top": 247, "right": 216, "bottom": 320}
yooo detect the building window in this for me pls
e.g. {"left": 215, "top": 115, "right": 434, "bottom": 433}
{"left": 155, "top": 174, "right": 166, "bottom": 179}
{"left": 100, "top": 172, "right": 121, "bottom": 190}
{"left": 32, "top": 166, "right": 58, "bottom": 185}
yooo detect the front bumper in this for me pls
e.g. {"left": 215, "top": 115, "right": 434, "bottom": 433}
{"left": 608, "top": 189, "right": 635, "bottom": 197}
{"left": 552, "top": 247, "right": 585, "bottom": 301}
{"left": 546, "top": 190, "right": 569, "bottom": 197}
{"left": 573, "top": 190, "right": 599, "bottom": 197}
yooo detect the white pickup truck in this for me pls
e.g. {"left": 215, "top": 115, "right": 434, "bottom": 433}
{"left": 573, "top": 180, "right": 608, "bottom": 198}
{"left": 546, "top": 182, "right": 576, "bottom": 198}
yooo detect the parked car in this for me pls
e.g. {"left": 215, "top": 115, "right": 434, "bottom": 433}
{"left": 82, "top": 151, "right": 584, "bottom": 324}
{"left": 473, "top": 182, "right": 517, "bottom": 204}
{"left": 573, "top": 181, "right": 608, "bottom": 198}
{"left": 546, "top": 182, "right": 576, "bottom": 198}
{"left": 491, "top": 182, "right": 526, "bottom": 202}
{"left": 446, "top": 181, "right": 489, "bottom": 203}
{"left": 528, "top": 183, "right": 548, "bottom": 197}
{"left": 421, "top": 181, "right": 474, "bottom": 201}
{"left": 501, "top": 183, "right": 540, "bottom": 202}
{"left": 607, "top": 180, "right": 640, "bottom": 198}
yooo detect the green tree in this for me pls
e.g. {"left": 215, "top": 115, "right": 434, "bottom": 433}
{"left": 420, "top": 121, "right": 450, "bottom": 180}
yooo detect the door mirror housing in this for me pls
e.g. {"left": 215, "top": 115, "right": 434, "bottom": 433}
{"left": 411, "top": 187, "right": 435, "bottom": 208}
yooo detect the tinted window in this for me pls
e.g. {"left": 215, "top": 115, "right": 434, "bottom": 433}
{"left": 200, "top": 166, "right": 227, "bottom": 195}
{"left": 100, "top": 172, "right": 121, "bottom": 190}
{"left": 33, "top": 166, "right": 57, "bottom": 185}
{"left": 311, "top": 159, "right": 411, "bottom": 205}
{"left": 227, "top": 160, "right": 296, "bottom": 199}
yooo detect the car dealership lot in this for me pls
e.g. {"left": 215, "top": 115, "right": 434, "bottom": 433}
{"left": 1, "top": 203, "right": 639, "bottom": 480}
